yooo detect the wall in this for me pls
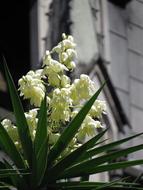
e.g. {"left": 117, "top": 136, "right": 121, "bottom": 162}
{"left": 108, "top": 0, "right": 143, "bottom": 158}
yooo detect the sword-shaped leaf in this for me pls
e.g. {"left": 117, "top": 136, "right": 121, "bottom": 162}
{"left": 47, "top": 181, "right": 142, "bottom": 190}
{"left": 32, "top": 96, "right": 48, "bottom": 187}
{"left": 80, "top": 132, "right": 143, "bottom": 161}
{"left": 3, "top": 160, "right": 28, "bottom": 190}
{"left": 0, "top": 122, "right": 25, "bottom": 169}
{"left": 36, "top": 137, "right": 48, "bottom": 186}
{"left": 59, "top": 144, "right": 143, "bottom": 178}
{"left": 47, "top": 129, "right": 107, "bottom": 182}
{"left": 3, "top": 60, "right": 33, "bottom": 168}
{"left": 59, "top": 158, "right": 143, "bottom": 179}
{"left": 34, "top": 96, "right": 47, "bottom": 155}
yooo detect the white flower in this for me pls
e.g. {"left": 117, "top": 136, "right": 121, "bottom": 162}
{"left": 61, "top": 75, "right": 70, "bottom": 87}
{"left": 62, "top": 39, "right": 76, "bottom": 50}
{"left": 25, "top": 109, "right": 38, "bottom": 128}
{"left": 90, "top": 100, "right": 106, "bottom": 118}
{"left": 62, "top": 33, "right": 67, "bottom": 39}
{"left": 46, "top": 96, "right": 51, "bottom": 104}
{"left": 1, "top": 118, "right": 12, "bottom": 130}
{"left": 70, "top": 74, "right": 95, "bottom": 104}
{"left": 71, "top": 110, "right": 79, "bottom": 118}
{"left": 61, "top": 52, "right": 68, "bottom": 62}
{"left": 18, "top": 71, "right": 45, "bottom": 107}
{"left": 52, "top": 45, "right": 62, "bottom": 53}
{"left": 44, "top": 69, "right": 61, "bottom": 87}
{"left": 77, "top": 116, "right": 103, "bottom": 142}
{"left": 50, "top": 88, "right": 72, "bottom": 123}
{"left": 44, "top": 60, "right": 68, "bottom": 73}
{"left": 49, "top": 133, "right": 60, "bottom": 145}
{"left": 1, "top": 119, "right": 20, "bottom": 149}
{"left": 2, "top": 34, "right": 107, "bottom": 158}
{"left": 66, "top": 49, "right": 77, "bottom": 59}
{"left": 52, "top": 34, "right": 76, "bottom": 54}
{"left": 66, "top": 61, "right": 76, "bottom": 70}
{"left": 67, "top": 35, "right": 74, "bottom": 42}
{"left": 25, "top": 109, "right": 38, "bottom": 140}
{"left": 52, "top": 33, "right": 76, "bottom": 70}
{"left": 43, "top": 51, "right": 51, "bottom": 66}
{"left": 35, "top": 69, "right": 44, "bottom": 78}
{"left": 42, "top": 53, "right": 69, "bottom": 87}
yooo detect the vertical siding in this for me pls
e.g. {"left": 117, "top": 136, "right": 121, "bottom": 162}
{"left": 108, "top": 2, "right": 127, "bottom": 37}
{"left": 109, "top": 32, "right": 129, "bottom": 91}
{"left": 128, "top": 0, "right": 143, "bottom": 28}
{"left": 127, "top": 0, "right": 143, "bottom": 134}
{"left": 108, "top": 2, "right": 130, "bottom": 117}
{"left": 130, "top": 79, "right": 143, "bottom": 109}
{"left": 129, "top": 50, "right": 143, "bottom": 82}
{"left": 128, "top": 25, "right": 143, "bottom": 54}
{"left": 108, "top": 0, "right": 143, "bottom": 158}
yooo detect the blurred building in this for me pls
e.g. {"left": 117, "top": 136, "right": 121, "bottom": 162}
{"left": 1, "top": 0, "right": 143, "bottom": 181}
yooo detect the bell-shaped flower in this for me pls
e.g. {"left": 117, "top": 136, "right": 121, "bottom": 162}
{"left": 18, "top": 71, "right": 45, "bottom": 107}
{"left": 49, "top": 132, "right": 60, "bottom": 145}
{"left": 70, "top": 74, "right": 95, "bottom": 104}
{"left": 50, "top": 88, "right": 72, "bottom": 123}
{"left": 90, "top": 100, "right": 106, "bottom": 118}
{"left": 25, "top": 109, "right": 38, "bottom": 140}
{"left": 1, "top": 119, "right": 20, "bottom": 149}
{"left": 61, "top": 75, "right": 70, "bottom": 87}
{"left": 77, "top": 116, "right": 103, "bottom": 142}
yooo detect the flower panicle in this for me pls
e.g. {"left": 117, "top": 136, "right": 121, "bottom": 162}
{"left": 3, "top": 33, "right": 106, "bottom": 157}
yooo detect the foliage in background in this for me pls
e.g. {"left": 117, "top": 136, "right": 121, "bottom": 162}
{"left": 0, "top": 35, "right": 143, "bottom": 189}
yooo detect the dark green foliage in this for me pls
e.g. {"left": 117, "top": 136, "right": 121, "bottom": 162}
{"left": 0, "top": 62, "right": 143, "bottom": 190}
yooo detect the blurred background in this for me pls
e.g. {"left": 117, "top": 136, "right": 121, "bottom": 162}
{"left": 0, "top": 0, "right": 143, "bottom": 182}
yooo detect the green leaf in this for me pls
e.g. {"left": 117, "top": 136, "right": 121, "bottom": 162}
{"left": 47, "top": 181, "right": 142, "bottom": 190}
{"left": 3, "top": 159, "right": 25, "bottom": 189}
{"left": 59, "top": 159, "right": 143, "bottom": 179}
{"left": 47, "top": 82, "right": 106, "bottom": 166}
{"left": 0, "top": 169, "right": 29, "bottom": 178}
{"left": 34, "top": 96, "right": 47, "bottom": 155}
{"left": 59, "top": 143, "right": 143, "bottom": 179}
{"left": 81, "top": 132, "right": 143, "bottom": 161}
{"left": 0, "top": 182, "right": 16, "bottom": 190}
{"left": 32, "top": 96, "right": 48, "bottom": 187}
{"left": 36, "top": 137, "right": 48, "bottom": 185}
{"left": 47, "top": 129, "right": 107, "bottom": 182}
{"left": 0, "top": 122, "right": 25, "bottom": 169}
{"left": 3, "top": 60, "right": 33, "bottom": 168}
{"left": 94, "top": 179, "right": 127, "bottom": 190}
{"left": 0, "top": 169, "right": 17, "bottom": 178}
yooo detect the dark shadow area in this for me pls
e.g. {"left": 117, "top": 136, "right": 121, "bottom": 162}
{"left": 0, "top": 1, "right": 31, "bottom": 110}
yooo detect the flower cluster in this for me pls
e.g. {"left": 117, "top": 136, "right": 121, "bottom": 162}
{"left": 18, "top": 70, "right": 45, "bottom": 107}
{"left": 1, "top": 119, "right": 20, "bottom": 149}
{"left": 1, "top": 34, "right": 106, "bottom": 156}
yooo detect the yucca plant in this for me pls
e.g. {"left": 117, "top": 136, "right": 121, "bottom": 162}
{"left": 1, "top": 34, "right": 143, "bottom": 189}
